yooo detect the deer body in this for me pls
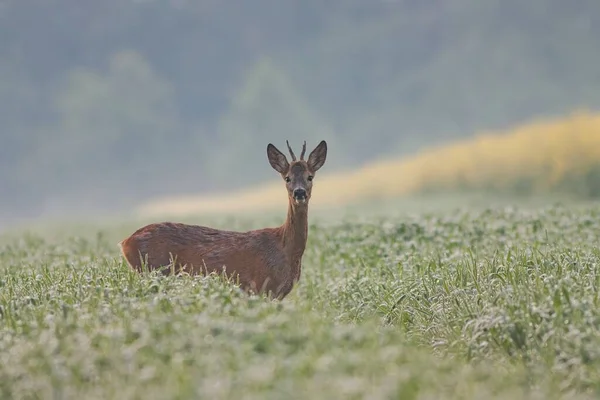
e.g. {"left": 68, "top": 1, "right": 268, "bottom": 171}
{"left": 119, "top": 140, "right": 327, "bottom": 300}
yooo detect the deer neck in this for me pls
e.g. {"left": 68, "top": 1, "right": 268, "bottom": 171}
{"left": 280, "top": 201, "right": 309, "bottom": 262}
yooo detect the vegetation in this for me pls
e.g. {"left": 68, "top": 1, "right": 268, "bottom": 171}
{"left": 2, "top": 202, "right": 600, "bottom": 398}
{"left": 2, "top": 0, "right": 600, "bottom": 222}
{"left": 137, "top": 111, "right": 600, "bottom": 217}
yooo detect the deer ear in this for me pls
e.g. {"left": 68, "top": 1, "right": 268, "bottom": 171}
{"left": 307, "top": 140, "right": 327, "bottom": 172}
{"left": 267, "top": 143, "right": 289, "bottom": 174}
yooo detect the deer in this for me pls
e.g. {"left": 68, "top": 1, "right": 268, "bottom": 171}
{"left": 118, "top": 140, "right": 328, "bottom": 300}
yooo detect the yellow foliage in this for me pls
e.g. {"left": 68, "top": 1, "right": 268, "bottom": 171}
{"left": 137, "top": 110, "right": 600, "bottom": 217}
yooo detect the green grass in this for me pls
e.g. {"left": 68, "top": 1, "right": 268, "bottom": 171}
{"left": 2, "top": 200, "right": 600, "bottom": 399}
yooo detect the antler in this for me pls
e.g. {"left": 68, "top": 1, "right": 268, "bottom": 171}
{"left": 286, "top": 140, "right": 297, "bottom": 161}
{"left": 300, "top": 141, "right": 307, "bottom": 160}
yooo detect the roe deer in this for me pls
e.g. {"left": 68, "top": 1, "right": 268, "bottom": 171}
{"left": 118, "top": 140, "right": 328, "bottom": 300}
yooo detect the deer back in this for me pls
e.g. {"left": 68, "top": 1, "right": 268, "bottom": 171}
{"left": 120, "top": 222, "right": 295, "bottom": 297}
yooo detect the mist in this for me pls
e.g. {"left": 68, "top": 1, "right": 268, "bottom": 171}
{"left": 1, "top": 0, "right": 600, "bottom": 227}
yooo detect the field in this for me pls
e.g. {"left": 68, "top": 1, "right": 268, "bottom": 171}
{"left": 2, "top": 196, "right": 600, "bottom": 399}
{"left": 137, "top": 110, "right": 600, "bottom": 218}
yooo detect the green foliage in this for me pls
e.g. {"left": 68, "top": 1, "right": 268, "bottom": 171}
{"left": 2, "top": 203, "right": 600, "bottom": 398}
{"left": 32, "top": 51, "right": 180, "bottom": 205}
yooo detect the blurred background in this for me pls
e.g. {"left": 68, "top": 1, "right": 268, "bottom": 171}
{"left": 2, "top": 0, "right": 600, "bottom": 228}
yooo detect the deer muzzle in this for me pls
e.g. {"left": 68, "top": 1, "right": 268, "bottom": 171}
{"left": 293, "top": 188, "right": 307, "bottom": 203}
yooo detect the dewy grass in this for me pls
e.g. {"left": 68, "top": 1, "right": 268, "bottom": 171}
{"left": 1, "top": 203, "right": 600, "bottom": 399}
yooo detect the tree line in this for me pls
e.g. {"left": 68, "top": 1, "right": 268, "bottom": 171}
{"left": 1, "top": 0, "right": 600, "bottom": 222}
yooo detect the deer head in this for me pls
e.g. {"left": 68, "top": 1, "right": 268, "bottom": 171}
{"left": 267, "top": 140, "right": 328, "bottom": 206}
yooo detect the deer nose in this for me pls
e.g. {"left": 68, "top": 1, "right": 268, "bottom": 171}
{"left": 293, "top": 188, "right": 307, "bottom": 199}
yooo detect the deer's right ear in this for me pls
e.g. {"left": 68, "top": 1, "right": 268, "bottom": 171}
{"left": 267, "top": 143, "right": 289, "bottom": 174}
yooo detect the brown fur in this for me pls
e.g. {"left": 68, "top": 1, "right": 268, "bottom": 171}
{"left": 119, "top": 140, "right": 327, "bottom": 300}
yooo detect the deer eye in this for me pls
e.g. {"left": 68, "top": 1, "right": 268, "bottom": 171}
{"left": 285, "top": 176, "right": 291, "bottom": 183}
{"left": 307, "top": 176, "right": 314, "bottom": 181}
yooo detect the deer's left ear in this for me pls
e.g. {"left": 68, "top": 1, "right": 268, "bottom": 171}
{"left": 307, "top": 140, "right": 327, "bottom": 172}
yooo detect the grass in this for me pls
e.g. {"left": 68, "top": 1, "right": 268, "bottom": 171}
{"left": 2, "top": 198, "right": 600, "bottom": 399}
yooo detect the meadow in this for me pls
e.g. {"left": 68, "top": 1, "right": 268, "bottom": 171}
{"left": 2, "top": 196, "right": 600, "bottom": 399}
